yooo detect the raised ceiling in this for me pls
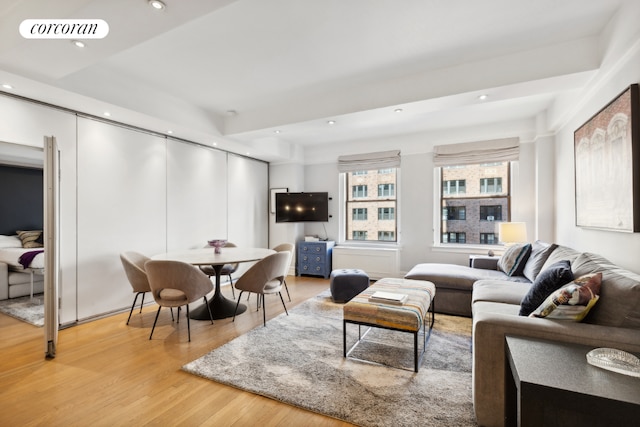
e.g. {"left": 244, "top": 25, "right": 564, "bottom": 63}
{"left": 0, "top": 0, "right": 630, "bottom": 162}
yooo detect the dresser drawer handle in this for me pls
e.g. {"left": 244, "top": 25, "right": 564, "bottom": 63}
{"left": 315, "top": 247, "right": 321, "bottom": 252}
{"left": 316, "top": 266, "right": 321, "bottom": 271}
{"left": 315, "top": 256, "right": 321, "bottom": 262}
{"left": 303, "top": 265, "right": 308, "bottom": 271}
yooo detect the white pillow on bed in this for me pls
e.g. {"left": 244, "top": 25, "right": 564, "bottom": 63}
{"left": 0, "top": 235, "right": 23, "bottom": 248}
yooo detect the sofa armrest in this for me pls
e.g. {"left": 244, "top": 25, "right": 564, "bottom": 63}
{"left": 0, "top": 262, "right": 8, "bottom": 300}
{"left": 472, "top": 311, "right": 640, "bottom": 427}
{"left": 470, "top": 255, "right": 499, "bottom": 270}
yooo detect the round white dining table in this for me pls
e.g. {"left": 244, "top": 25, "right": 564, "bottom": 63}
{"left": 151, "top": 246, "right": 275, "bottom": 320}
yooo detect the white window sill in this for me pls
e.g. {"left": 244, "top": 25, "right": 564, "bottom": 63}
{"left": 431, "top": 243, "right": 505, "bottom": 256}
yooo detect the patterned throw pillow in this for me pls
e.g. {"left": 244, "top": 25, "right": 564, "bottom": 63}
{"left": 497, "top": 243, "right": 532, "bottom": 277}
{"left": 519, "top": 260, "right": 573, "bottom": 316}
{"left": 529, "top": 272, "right": 602, "bottom": 321}
{"left": 17, "top": 230, "right": 44, "bottom": 248}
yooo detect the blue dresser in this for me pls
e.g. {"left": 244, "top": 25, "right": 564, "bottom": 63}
{"left": 296, "top": 240, "right": 335, "bottom": 279}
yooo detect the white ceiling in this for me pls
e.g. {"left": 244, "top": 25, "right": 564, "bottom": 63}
{"left": 0, "top": 0, "right": 630, "bottom": 163}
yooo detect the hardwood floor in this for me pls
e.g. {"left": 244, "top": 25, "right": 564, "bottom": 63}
{"left": 0, "top": 276, "right": 354, "bottom": 426}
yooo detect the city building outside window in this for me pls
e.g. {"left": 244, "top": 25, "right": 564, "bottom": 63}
{"left": 443, "top": 179, "right": 466, "bottom": 195}
{"left": 345, "top": 168, "right": 397, "bottom": 242}
{"left": 352, "top": 185, "right": 367, "bottom": 198}
{"left": 378, "top": 231, "right": 395, "bottom": 241}
{"left": 352, "top": 230, "right": 367, "bottom": 240}
{"left": 352, "top": 208, "right": 368, "bottom": 220}
{"left": 441, "top": 162, "right": 510, "bottom": 245}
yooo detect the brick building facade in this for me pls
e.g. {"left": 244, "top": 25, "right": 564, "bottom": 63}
{"left": 346, "top": 169, "right": 397, "bottom": 241}
{"left": 441, "top": 162, "right": 510, "bottom": 244}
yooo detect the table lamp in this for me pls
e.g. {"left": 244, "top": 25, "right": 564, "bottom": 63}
{"left": 498, "top": 222, "right": 527, "bottom": 246}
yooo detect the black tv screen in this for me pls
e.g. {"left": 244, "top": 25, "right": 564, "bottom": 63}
{"left": 275, "top": 192, "right": 329, "bottom": 222}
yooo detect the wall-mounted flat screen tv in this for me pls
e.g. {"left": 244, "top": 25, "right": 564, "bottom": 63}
{"left": 275, "top": 192, "right": 329, "bottom": 222}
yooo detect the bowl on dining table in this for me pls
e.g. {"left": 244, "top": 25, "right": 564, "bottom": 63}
{"left": 207, "top": 239, "right": 227, "bottom": 254}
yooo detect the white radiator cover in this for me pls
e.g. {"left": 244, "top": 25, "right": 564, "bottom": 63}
{"left": 332, "top": 246, "right": 400, "bottom": 279}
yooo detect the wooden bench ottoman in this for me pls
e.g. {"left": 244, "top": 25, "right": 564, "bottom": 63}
{"left": 342, "top": 277, "right": 436, "bottom": 372}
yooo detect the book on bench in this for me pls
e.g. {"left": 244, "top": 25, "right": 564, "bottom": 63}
{"left": 369, "top": 291, "right": 408, "bottom": 305}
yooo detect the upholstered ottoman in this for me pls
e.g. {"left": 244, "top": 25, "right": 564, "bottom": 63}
{"left": 343, "top": 277, "right": 436, "bottom": 372}
{"left": 330, "top": 269, "right": 370, "bottom": 302}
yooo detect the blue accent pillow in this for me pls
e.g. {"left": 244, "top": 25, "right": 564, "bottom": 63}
{"left": 519, "top": 260, "right": 574, "bottom": 316}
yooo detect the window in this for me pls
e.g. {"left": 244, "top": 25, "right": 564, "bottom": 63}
{"left": 352, "top": 208, "right": 368, "bottom": 220}
{"left": 440, "top": 162, "right": 511, "bottom": 245}
{"left": 480, "top": 205, "right": 502, "bottom": 221}
{"left": 353, "top": 170, "right": 368, "bottom": 176}
{"left": 442, "top": 206, "right": 466, "bottom": 220}
{"left": 378, "top": 231, "right": 395, "bottom": 241}
{"left": 480, "top": 177, "right": 502, "bottom": 194}
{"left": 378, "top": 183, "right": 395, "bottom": 197}
{"left": 352, "top": 231, "right": 367, "bottom": 240}
{"left": 352, "top": 185, "right": 367, "bottom": 198}
{"left": 480, "top": 233, "right": 496, "bottom": 244}
{"left": 378, "top": 207, "right": 395, "bottom": 220}
{"left": 345, "top": 168, "right": 397, "bottom": 242}
{"left": 443, "top": 179, "right": 466, "bottom": 195}
{"left": 442, "top": 232, "right": 466, "bottom": 243}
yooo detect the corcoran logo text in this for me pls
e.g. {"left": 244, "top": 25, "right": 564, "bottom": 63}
{"left": 19, "top": 19, "right": 109, "bottom": 39}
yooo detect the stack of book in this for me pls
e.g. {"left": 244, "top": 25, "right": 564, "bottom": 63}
{"left": 368, "top": 290, "right": 408, "bottom": 305}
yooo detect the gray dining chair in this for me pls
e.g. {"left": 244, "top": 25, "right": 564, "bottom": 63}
{"left": 144, "top": 260, "right": 214, "bottom": 342}
{"left": 120, "top": 251, "right": 152, "bottom": 325}
{"left": 232, "top": 252, "right": 290, "bottom": 326}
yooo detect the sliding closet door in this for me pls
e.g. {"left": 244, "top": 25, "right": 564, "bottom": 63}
{"left": 166, "top": 140, "right": 227, "bottom": 251}
{"left": 227, "top": 154, "right": 269, "bottom": 249}
{"left": 76, "top": 119, "right": 166, "bottom": 320}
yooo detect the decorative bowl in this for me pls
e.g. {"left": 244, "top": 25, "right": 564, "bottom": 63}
{"left": 586, "top": 347, "right": 640, "bottom": 377}
{"left": 207, "top": 239, "right": 227, "bottom": 254}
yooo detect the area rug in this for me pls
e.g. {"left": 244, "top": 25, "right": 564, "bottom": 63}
{"left": 183, "top": 291, "right": 476, "bottom": 426}
{"left": 0, "top": 294, "right": 44, "bottom": 327}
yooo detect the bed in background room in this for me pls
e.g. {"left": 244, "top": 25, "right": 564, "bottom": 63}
{"left": 0, "top": 233, "right": 44, "bottom": 300}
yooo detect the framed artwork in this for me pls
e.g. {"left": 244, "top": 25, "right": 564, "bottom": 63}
{"left": 270, "top": 187, "right": 288, "bottom": 214}
{"left": 574, "top": 83, "right": 640, "bottom": 232}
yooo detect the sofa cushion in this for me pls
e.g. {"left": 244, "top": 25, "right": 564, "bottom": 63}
{"left": 405, "top": 263, "right": 528, "bottom": 292}
{"left": 570, "top": 253, "right": 640, "bottom": 329}
{"left": 522, "top": 241, "right": 558, "bottom": 282}
{"left": 519, "top": 260, "right": 574, "bottom": 316}
{"left": 540, "top": 244, "right": 581, "bottom": 272}
{"left": 497, "top": 243, "right": 531, "bottom": 276}
{"left": 473, "top": 280, "right": 531, "bottom": 306}
{"left": 530, "top": 273, "right": 601, "bottom": 321}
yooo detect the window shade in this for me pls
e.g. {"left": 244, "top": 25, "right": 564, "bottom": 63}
{"left": 337, "top": 150, "right": 401, "bottom": 172}
{"left": 432, "top": 137, "right": 519, "bottom": 166}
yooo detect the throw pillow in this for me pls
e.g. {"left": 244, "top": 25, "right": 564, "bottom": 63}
{"left": 17, "top": 230, "right": 44, "bottom": 248}
{"left": 519, "top": 260, "right": 573, "bottom": 316}
{"left": 522, "top": 241, "right": 559, "bottom": 282}
{"left": 0, "top": 235, "right": 22, "bottom": 248}
{"left": 497, "top": 243, "right": 532, "bottom": 277}
{"left": 529, "top": 272, "right": 602, "bottom": 321}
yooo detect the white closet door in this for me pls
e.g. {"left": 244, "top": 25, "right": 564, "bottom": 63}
{"left": 76, "top": 119, "right": 166, "bottom": 320}
{"left": 166, "top": 139, "right": 227, "bottom": 251}
{"left": 227, "top": 154, "right": 269, "bottom": 249}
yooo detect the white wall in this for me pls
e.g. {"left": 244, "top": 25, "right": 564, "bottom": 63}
{"left": 0, "top": 95, "right": 270, "bottom": 323}
{"left": 552, "top": 39, "right": 640, "bottom": 273}
{"left": 286, "top": 143, "right": 544, "bottom": 276}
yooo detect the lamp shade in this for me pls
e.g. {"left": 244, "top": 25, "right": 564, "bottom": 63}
{"left": 498, "top": 222, "right": 527, "bottom": 244}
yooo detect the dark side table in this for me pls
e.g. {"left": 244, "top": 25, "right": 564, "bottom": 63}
{"left": 505, "top": 335, "right": 640, "bottom": 427}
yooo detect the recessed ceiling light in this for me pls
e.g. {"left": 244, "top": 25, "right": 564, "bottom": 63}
{"left": 2, "top": 84, "right": 13, "bottom": 90}
{"left": 274, "top": 130, "right": 281, "bottom": 134}
{"left": 71, "top": 40, "right": 85, "bottom": 48}
{"left": 167, "top": 130, "right": 173, "bottom": 134}
{"left": 213, "top": 142, "right": 217, "bottom": 146}
{"left": 148, "top": 0, "right": 166, "bottom": 10}
{"left": 327, "top": 120, "right": 336, "bottom": 125}
{"left": 103, "top": 112, "right": 111, "bottom": 117}
{"left": 394, "top": 108, "right": 403, "bottom": 113}
{"left": 478, "top": 94, "right": 489, "bottom": 101}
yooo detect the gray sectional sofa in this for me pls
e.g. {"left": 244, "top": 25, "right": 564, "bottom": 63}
{"left": 405, "top": 242, "right": 640, "bottom": 427}
{"left": 0, "top": 262, "right": 44, "bottom": 300}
